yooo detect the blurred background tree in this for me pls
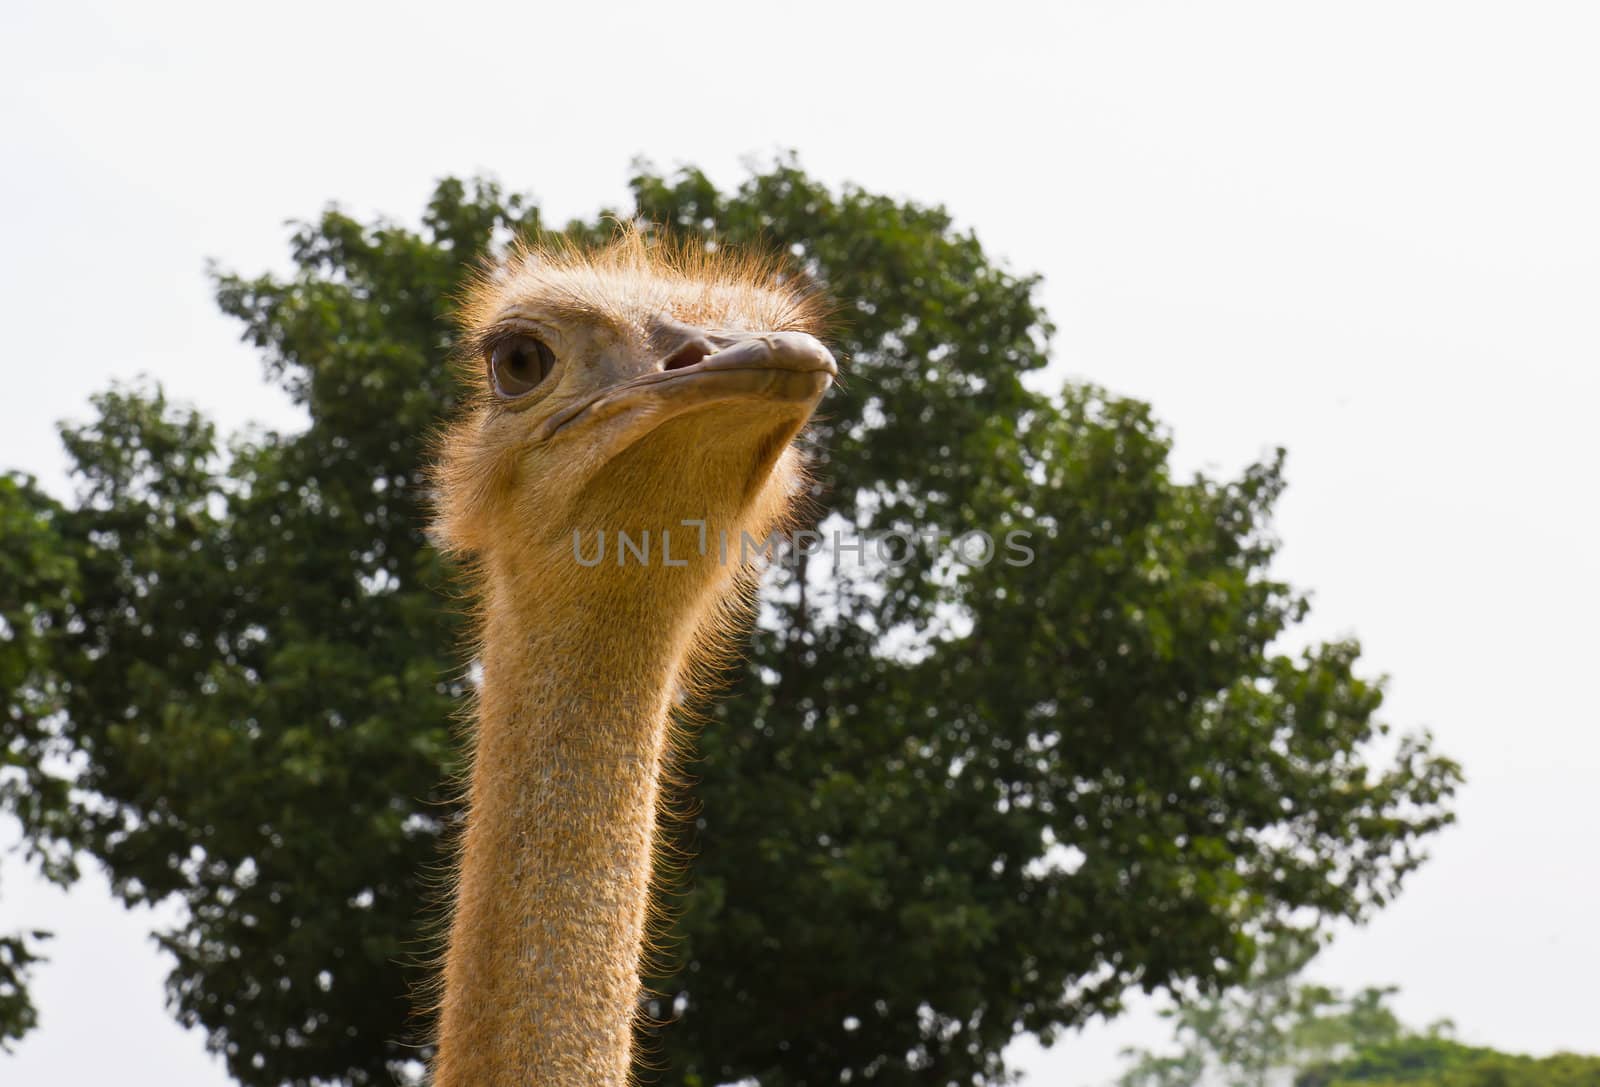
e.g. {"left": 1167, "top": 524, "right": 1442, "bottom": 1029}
{"left": 0, "top": 160, "right": 1462, "bottom": 1086}
{"left": 1300, "top": 1040, "right": 1600, "bottom": 1087}
{"left": 1116, "top": 934, "right": 1600, "bottom": 1087}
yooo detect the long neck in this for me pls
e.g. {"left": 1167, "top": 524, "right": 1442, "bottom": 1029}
{"left": 433, "top": 574, "right": 700, "bottom": 1086}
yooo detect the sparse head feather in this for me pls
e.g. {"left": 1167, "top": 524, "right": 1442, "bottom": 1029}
{"left": 454, "top": 223, "right": 830, "bottom": 391}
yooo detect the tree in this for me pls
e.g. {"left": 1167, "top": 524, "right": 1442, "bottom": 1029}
{"left": 0, "top": 929, "right": 47, "bottom": 1053}
{"left": 1303, "top": 1040, "right": 1600, "bottom": 1087}
{"left": 0, "top": 160, "right": 1461, "bottom": 1085}
{"left": 0, "top": 472, "right": 77, "bottom": 1051}
{"left": 1116, "top": 932, "right": 1406, "bottom": 1087}
{"left": 1116, "top": 936, "right": 1600, "bottom": 1087}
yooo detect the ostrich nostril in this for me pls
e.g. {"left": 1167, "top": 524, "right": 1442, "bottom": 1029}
{"left": 660, "top": 335, "right": 714, "bottom": 372}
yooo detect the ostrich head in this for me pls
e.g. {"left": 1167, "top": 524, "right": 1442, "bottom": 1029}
{"left": 434, "top": 229, "right": 835, "bottom": 578}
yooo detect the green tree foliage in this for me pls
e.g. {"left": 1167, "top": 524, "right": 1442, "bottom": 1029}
{"left": 1117, "top": 933, "right": 1407, "bottom": 1087}
{"left": 1303, "top": 1039, "right": 1600, "bottom": 1087}
{"left": 0, "top": 161, "right": 1461, "bottom": 1085}
{"left": 0, "top": 931, "right": 47, "bottom": 1052}
{"left": 0, "top": 473, "right": 74, "bottom": 1050}
{"left": 1116, "top": 935, "right": 1600, "bottom": 1087}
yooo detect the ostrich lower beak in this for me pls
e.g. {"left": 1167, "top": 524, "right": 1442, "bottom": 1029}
{"left": 539, "top": 331, "right": 836, "bottom": 443}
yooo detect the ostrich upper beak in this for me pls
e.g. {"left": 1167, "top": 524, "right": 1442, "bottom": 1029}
{"left": 538, "top": 327, "right": 836, "bottom": 442}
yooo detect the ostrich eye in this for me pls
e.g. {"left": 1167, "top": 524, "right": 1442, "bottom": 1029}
{"left": 488, "top": 335, "right": 556, "bottom": 399}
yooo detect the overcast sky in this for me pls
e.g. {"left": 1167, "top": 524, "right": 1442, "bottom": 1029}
{"left": 3, "top": 1, "right": 1597, "bottom": 1084}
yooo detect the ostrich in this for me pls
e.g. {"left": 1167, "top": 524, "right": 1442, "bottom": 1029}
{"left": 428, "top": 229, "right": 835, "bottom": 1086}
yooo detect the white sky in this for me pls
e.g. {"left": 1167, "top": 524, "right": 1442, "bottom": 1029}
{"left": 2, "top": 1, "right": 1597, "bottom": 1083}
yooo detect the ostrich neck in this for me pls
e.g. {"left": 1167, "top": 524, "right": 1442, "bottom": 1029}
{"left": 433, "top": 574, "right": 697, "bottom": 1087}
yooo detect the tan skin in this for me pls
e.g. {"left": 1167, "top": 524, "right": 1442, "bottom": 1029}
{"left": 429, "top": 234, "right": 833, "bottom": 1086}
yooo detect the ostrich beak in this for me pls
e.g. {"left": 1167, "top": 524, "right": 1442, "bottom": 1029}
{"left": 538, "top": 328, "right": 836, "bottom": 444}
